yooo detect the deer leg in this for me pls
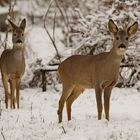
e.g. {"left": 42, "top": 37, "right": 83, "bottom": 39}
{"left": 95, "top": 87, "right": 103, "bottom": 120}
{"left": 16, "top": 79, "right": 20, "bottom": 108}
{"left": 66, "top": 87, "right": 82, "bottom": 121}
{"left": 10, "top": 79, "right": 16, "bottom": 109}
{"left": 2, "top": 74, "right": 9, "bottom": 109}
{"left": 9, "top": 79, "right": 15, "bottom": 109}
{"left": 58, "top": 84, "right": 74, "bottom": 123}
{"left": 104, "top": 87, "right": 112, "bottom": 121}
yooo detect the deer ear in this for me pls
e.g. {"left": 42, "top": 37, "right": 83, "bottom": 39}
{"left": 20, "top": 19, "right": 26, "bottom": 30}
{"left": 127, "top": 22, "right": 138, "bottom": 36}
{"left": 108, "top": 19, "right": 118, "bottom": 34}
{"left": 8, "top": 19, "right": 17, "bottom": 29}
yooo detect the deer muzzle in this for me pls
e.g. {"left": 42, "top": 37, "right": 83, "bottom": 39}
{"left": 118, "top": 44, "right": 126, "bottom": 49}
{"left": 16, "top": 39, "right": 23, "bottom": 44}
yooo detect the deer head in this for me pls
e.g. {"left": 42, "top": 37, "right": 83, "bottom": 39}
{"left": 8, "top": 19, "right": 26, "bottom": 49}
{"left": 108, "top": 19, "right": 138, "bottom": 55}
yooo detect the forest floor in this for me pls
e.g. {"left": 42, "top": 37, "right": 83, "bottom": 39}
{"left": 0, "top": 87, "right": 140, "bottom": 140}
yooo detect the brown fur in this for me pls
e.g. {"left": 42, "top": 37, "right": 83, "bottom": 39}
{"left": 57, "top": 19, "right": 138, "bottom": 123}
{"left": 0, "top": 19, "right": 26, "bottom": 109}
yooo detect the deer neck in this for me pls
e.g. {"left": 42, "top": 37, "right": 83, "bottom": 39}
{"left": 13, "top": 44, "right": 25, "bottom": 59}
{"left": 13, "top": 44, "right": 24, "bottom": 52}
{"left": 108, "top": 44, "right": 124, "bottom": 66}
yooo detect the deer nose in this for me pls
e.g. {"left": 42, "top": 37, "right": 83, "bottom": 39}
{"left": 16, "top": 39, "right": 22, "bottom": 43}
{"left": 118, "top": 44, "right": 126, "bottom": 49}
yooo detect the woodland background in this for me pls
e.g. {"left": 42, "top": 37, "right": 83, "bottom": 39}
{"left": 0, "top": 0, "right": 140, "bottom": 91}
{"left": 0, "top": 0, "right": 140, "bottom": 140}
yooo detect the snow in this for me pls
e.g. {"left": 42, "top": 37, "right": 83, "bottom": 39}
{"left": 0, "top": 1, "right": 140, "bottom": 139}
{"left": 0, "top": 25, "right": 64, "bottom": 86}
{"left": 0, "top": 5, "right": 19, "bottom": 14}
{"left": 0, "top": 87, "right": 140, "bottom": 140}
{"left": 0, "top": 25, "right": 64, "bottom": 65}
{"left": 0, "top": 25, "right": 64, "bottom": 84}
{"left": 26, "top": 26, "right": 64, "bottom": 64}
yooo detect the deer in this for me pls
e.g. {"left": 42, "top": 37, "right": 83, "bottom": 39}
{"left": 57, "top": 19, "right": 138, "bottom": 123}
{"left": 0, "top": 18, "right": 26, "bottom": 109}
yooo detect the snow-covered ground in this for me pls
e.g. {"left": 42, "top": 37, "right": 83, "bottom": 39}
{"left": 0, "top": 87, "right": 140, "bottom": 140}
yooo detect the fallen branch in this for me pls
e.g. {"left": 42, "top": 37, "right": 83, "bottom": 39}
{"left": 62, "top": 125, "right": 66, "bottom": 134}
{"left": 1, "top": 131, "right": 5, "bottom": 140}
{"left": 120, "top": 64, "right": 135, "bottom": 68}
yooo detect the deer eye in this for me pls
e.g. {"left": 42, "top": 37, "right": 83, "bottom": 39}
{"left": 21, "top": 33, "right": 24, "bottom": 36}
{"left": 126, "top": 37, "right": 128, "bottom": 40}
{"left": 116, "top": 37, "right": 119, "bottom": 40}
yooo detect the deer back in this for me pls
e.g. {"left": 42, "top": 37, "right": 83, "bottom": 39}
{"left": 58, "top": 20, "right": 138, "bottom": 89}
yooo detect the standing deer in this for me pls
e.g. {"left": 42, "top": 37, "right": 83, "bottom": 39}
{"left": 0, "top": 19, "right": 26, "bottom": 109}
{"left": 57, "top": 19, "right": 138, "bottom": 123}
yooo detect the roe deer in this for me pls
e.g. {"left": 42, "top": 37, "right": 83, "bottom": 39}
{"left": 57, "top": 19, "right": 138, "bottom": 123}
{"left": 0, "top": 19, "right": 26, "bottom": 109}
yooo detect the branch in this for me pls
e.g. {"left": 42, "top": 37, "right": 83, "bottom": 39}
{"left": 1, "top": 131, "right": 5, "bottom": 140}
{"left": 4, "top": 0, "right": 15, "bottom": 49}
{"left": 8, "top": 0, "right": 12, "bottom": 17}
{"left": 54, "top": 0, "right": 70, "bottom": 31}
{"left": 127, "top": 69, "right": 137, "bottom": 85}
{"left": 53, "top": 11, "right": 56, "bottom": 42}
{"left": 0, "top": 100, "right": 1, "bottom": 117}
{"left": 54, "top": 0, "right": 72, "bottom": 48}
{"left": 62, "top": 125, "right": 66, "bottom": 134}
{"left": 44, "top": 0, "right": 61, "bottom": 63}
{"left": 120, "top": 64, "right": 135, "bottom": 68}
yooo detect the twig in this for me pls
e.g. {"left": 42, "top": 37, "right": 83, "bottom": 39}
{"left": 62, "top": 125, "right": 66, "bottom": 134}
{"left": 4, "top": 0, "right": 12, "bottom": 49}
{"left": 53, "top": 11, "right": 56, "bottom": 42}
{"left": 44, "top": 0, "right": 61, "bottom": 63}
{"left": 1, "top": 131, "right": 5, "bottom": 140}
{"left": 16, "top": 115, "right": 19, "bottom": 123}
{"left": 31, "top": 102, "right": 33, "bottom": 120}
{"left": 0, "top": 100, "right": 2, "bottom": 118}
{"left": 120, "top": 64, "right": 135, "bottom": 68}
{"left": 0, "top": 39, "right": 7, "bottom": 49}
{"left": 127, "top": 69, "right": 137, "bottom": 85}
{"left": 8, "top": 0, "right": 12, "bottom": 16}
{"left": 54, "top": 0, "right": 70, "bottom": 47}
{"left": 4, "top": 0, "right": 15, "bottom": 49}
{"left": 54, "top": 0, "right": 69, "bottom": 31}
